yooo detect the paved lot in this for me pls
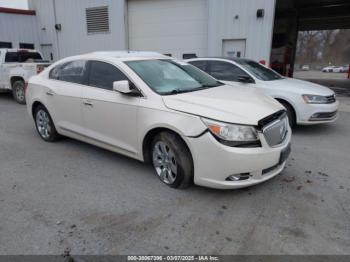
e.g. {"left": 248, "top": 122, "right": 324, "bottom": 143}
{"left": 294, "top": 70, "right": 348, "bottom": 80}
{"left": 0, "top": 91, "right": 350, "bottom": 255}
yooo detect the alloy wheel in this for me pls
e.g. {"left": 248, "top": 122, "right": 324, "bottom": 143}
{"left": 152, "top": 141, "right": 178, "bottom": 184}
{"left": 36, "top": 109, "right": 52, "bottom": 139}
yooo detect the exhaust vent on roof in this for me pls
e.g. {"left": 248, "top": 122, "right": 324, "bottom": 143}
{"left": 86, "top": 6, "right": 109, "bottom": 34}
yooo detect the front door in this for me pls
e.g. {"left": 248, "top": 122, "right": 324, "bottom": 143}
{"left": 82, "top": 60, "right": 139, "bottom": 155}
{"left": 222, "top": 39, "right": 246, "bottom": 58}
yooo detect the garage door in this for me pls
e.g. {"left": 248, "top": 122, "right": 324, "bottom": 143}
{"left": 128, "top": 0, "right": 208, "bottom": 59}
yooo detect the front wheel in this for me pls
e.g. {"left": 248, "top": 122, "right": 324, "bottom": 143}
{"left": 34, "top": 105, "right": 59, "bottom": 142}
{"left": 151, "top": 132, "right": 193, "bottom": 188}
{"left": 12, "top": 80, "right": 26, "bottom": 104}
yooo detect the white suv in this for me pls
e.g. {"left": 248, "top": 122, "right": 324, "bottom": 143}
{"left": 187, "top": 58, "right": 339, "bottom": 126}
{"left": 26, "top": 51, "right": 291, "bottom": 189}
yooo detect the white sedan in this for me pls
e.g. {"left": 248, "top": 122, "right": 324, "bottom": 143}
{"left": 322, "top": 66, "right": 343, "bottom": 73}
{"left": 26, "top": 51, "right": 291, "bottom": 190}
{"left": 186, "top": 58, "right": 338, "bottom": 126}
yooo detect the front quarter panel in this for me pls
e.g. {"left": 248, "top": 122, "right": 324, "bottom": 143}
{"left": 137, "top": 97, "right": 207, "bottom": 161}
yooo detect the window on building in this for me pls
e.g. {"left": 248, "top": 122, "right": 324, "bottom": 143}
{"left": 49, "top": 60, "right": 87, "bottom": 84}
{"left": 19, "top": 43, "right": 35, "bottom": 49}
{"left": 86, "top": 6, "right": 110, "bottom": 34}
{"left": 88, "top": 61, "right": 128, "bottom": 90}
{"left": 0, "top": 42, "right": 12, "bottom": 48}
{"left": 183, "top": 53, "right": 197, "bottom": 59}
{"left": 207, "top": 61, "right": 249, "bottom": 82}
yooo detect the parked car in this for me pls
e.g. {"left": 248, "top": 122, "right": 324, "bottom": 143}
{"left": 0, "top": 49, "right": 50, "bottom": 104}
{"left": 26, "top": 51, "right": 291, "bottom": 190}
{"left": 341, "top": 65, "right": 349, "bottom": 73}
{"left": 322, "top": 66, "right": 343, "bottom": 73}
{"left": 186, "top": 58, "right": 338, "bottom": 127}
{"left": 301, "top": 65, "right": 310, "bottom": 71}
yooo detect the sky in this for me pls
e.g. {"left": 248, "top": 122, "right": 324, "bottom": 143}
{"left": 0, "top": 0, "right": 28, "bottom": 9}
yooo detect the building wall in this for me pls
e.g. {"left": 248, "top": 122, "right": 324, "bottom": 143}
{"left": 207, "top": 0, "right": 276, "bottom": 64}
{"left": 0, "top": 12, "right": 40, "bottom": 49}
{"left": 28, "top": 0, "right": 276, "bottom": 62}
{"left": 29, "top": 0, "right": 127, "bottom": 59}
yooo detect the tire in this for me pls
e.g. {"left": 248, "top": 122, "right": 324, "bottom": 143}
{"left": 34, "top": 105, "right": 59, "bottom": 142}
{"left": 279, "top": 101, "right": 296, "bottom": 128}
{"left": 12, "top": 80, "right": 26, "bottom": 104}
{"left": 151, "top": 131, "right": 193, "bottom": 189}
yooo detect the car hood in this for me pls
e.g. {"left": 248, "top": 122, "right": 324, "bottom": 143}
{"left": 162, "top": 85, "right": 284, "bottom": 125}
{"left": 264, "top": 78, "right": 334, "bottom": 96}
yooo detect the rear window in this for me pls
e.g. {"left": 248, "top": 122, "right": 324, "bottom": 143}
{"left": 5, "top": 52, "right": 43, "bottom": 63}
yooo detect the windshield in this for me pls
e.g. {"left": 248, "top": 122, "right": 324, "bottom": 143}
{"left": 235, "top": 59, "right": 283, "bottom": 81}
{"left": 126, "top": 59, "right": 222, "bottom": 95}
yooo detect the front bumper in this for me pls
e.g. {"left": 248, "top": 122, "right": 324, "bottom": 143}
{"left": 297, "top": 101, "right": 339, "bottom": 125}
{"left": 184, "top": 128, "right": 292, "bottom": 189}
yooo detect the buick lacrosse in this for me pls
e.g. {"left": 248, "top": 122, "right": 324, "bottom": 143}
{"left": 26, "top": 51, "right": 291, "bottom": 189}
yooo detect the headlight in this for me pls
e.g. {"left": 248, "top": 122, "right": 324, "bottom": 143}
{"left": 201, "top": 118, "right": 260, "bottom": 147}
{"left": 302, "top": 94, "right": 328, "bottom": 104}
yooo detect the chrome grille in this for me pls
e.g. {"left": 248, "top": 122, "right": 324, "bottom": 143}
{"left": 326, "top": 95, "right": 336, "bottom": 103}
{"left": 262, "top": 116, "right": 288, "bottom": 147}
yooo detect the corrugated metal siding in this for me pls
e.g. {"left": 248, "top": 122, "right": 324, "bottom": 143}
{"left": 208, "top": 0, "right": 276, "bottom": 63}
{"left": 0, "top": 12, "right": 39, "bottom": 49}
{"left": 29, "top": 0, "right": 127, "bottom": 59}
{"left": 127, "top": 0, "right": 208, "bottom": 59}
{"left": 28, "top": 0, "right": 276, "bottom": 62}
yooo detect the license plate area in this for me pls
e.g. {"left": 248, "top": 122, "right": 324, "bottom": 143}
{"left": 279, "top": 143, "right": 291, "bottom": 165}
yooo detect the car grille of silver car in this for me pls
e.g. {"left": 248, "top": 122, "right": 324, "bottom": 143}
{"left": 262, "top": 115, "right": 289, "bottom": 147}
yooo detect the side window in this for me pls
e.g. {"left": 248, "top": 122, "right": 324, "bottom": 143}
{"left": 49, "top": 60, "right": 87, "bottom": 84}
{"left": 5, "top": 52, "right": 19, "bottom": 63}
{"left": 207, "top": 61, "right": 249, "bottom": 82}
{"left": 188, "top": 60, "right": 208, "bottom": 72}
{"left": 88, "top": 61, "right": 128, "bottom": 90}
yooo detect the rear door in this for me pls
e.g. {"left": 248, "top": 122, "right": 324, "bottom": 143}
{"left": 46, "top": 60, "right": 87, "bottom": 134}
{"left": 82, "top": 60, "right": 139, "bottom": 155}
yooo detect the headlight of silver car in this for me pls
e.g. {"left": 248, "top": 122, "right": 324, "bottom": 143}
{"left": 201, "top": 118, "right": 260, "bottom": 147}
{"left": 302, "top": 94, "right": 328, "bottom": 104}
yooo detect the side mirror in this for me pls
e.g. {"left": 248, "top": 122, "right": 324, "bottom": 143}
{"left": 237, "top": 75, "right": 255, "bottom": 84}
{"left": 113, "top": 80, "right": 141, "bottom": 96}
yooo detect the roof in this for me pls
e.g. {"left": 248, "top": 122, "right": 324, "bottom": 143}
{"left": 0, "top": 7, "right": 36, "bottom": 16}
{"left": 91, "top": 51, "right": 168, "bottom": 59}
{"left": 185, "top": 57, "right": 253, "bottom": 63}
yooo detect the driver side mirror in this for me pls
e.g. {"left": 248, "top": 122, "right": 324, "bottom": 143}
{"left": 237, "top": 75, "right": 255, "bottom": 84}
{"left": 113, "top": 80, "right": 142, "bottom": 96}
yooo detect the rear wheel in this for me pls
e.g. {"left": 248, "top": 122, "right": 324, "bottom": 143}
{"left": 279, "top": 101, "right": 296, "bottom": 128}
{"left": 34, "top": 105, "right": 59, "bottom": 142}
{"left": 12, "top": 80, "right": 26, "bottom": 104}
{"left": 151, "top": 132, "right": 193, "bottom": 189}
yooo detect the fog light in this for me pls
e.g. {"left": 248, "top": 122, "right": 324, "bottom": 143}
{"left": 226, "top": 173, "right": 251, "bottom": 181}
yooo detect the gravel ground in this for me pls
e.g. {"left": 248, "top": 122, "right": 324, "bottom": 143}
{"left": 0, "top": 92, "right": 349, "bottom": 255}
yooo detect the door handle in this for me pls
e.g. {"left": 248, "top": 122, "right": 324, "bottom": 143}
{"left": 83, "top": 99, "right": 93, "bottom": 107}
{"left": 46, "top": 91, "right": 54, "bottom": 96}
